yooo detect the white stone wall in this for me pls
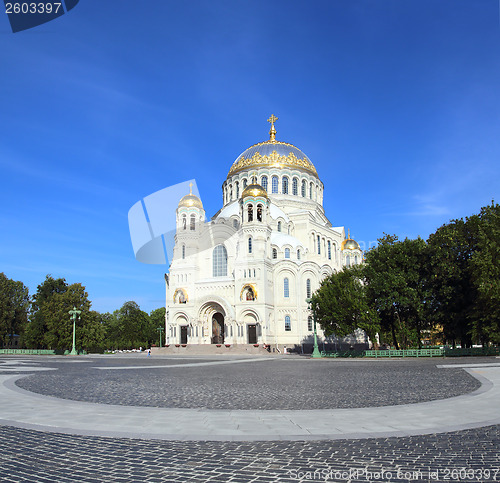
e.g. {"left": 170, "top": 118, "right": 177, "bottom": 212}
{"left": 166, "top": 165, "right": 362, "bottom": 348}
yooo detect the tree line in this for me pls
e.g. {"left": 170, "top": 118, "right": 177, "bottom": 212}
{"left": 311, "top": 202, "right": 500, "bottom": 349}
{"left": 0, "top": 274, "right": 165, "bottom": 352}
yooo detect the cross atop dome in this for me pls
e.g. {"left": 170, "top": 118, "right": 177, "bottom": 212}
{"left": 267, "top": 114, "right": 278, "bottom": 142}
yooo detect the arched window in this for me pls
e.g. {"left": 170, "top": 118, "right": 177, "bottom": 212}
{"left": 182, "top": 215, "right": 187, "bottom": 230}
{"left": 230, "top": 184, "right": 233, "bottom": 200}
{"left": 233, "top": 218, "right": 238, "bottom": 229}
{"left": 292, "top": 178, "right": 298, "bottom": 195}
{"left": 309, "top": 182, "right": 313, "bottom": 199}
{"left": 277, "top": 221, "right": 281, "bottom": 232}
{"left": 317, "top": 235, "right": 321, "bottom": 255}
{"left": 285, "top": 248, "right": 290, "bottom": 259}
{"left": 282, "top": 176, "right": 289, "bottom": 194}
{"left": 190, "top": 215, "right": 195, "bottom": 230}
{"left": 235, "top": 181, "right": 239, "bottom": 199}
{"left": 272, "top": 248, "right": 278, "bottom": 259}
{"left": 261, "top": 176, "right": 268, "bottom": 192}
{"left": 284, "top": 278, "right": 289, "bottom": 298}
{"left": 257, "top": 204, "right": 263, "bottom": 222}
{"left": 346, "top": 255, "right": 351, "bottom": 267}
{"left": 182, "top": 244, "right": 186, "bottom": 259}
{"left": 297, "top": 249, "right": 301, "bottom": 260}
{"left": 328, "top": 241, "right": 331, "bottom": 260}
{"left": 272, "top": 176, "right": 279, "bottom": 193}
{"left": 306, "top": 279, "right": 311, "bottom": 298}
{"left": 301, "top": 180, "right": 307, "bottom": 197}
{"left": 285, "top": 315, "right": 291, "bottom": 331}
{"left": 308, "top": 316, "right": 313, "bottom": 332}
{"left": 243, "top": 178, "right": 247, "bottom": 188}
{"left": 251, "top": 175, "right": 257, "bottom": 183}
{"left": 248, "top": 237, "right": 252, "bottom": 254}
{"left": 248, "top": 204, "right": 253, "bottom": 222}
{"left": 355, "top": 255, "right": 358, "bottom": 264}
{"left": 213, "top": 245, "right": 228, "bottom": 277}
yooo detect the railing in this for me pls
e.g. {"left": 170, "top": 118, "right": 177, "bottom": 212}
{"left": 320, "top": 350, "right": 366, "bottom": 358}
{"left": 364, "top": 348, "right": 443, "bottom": 358}
{"left": 320, "top": 347, "right": 500, "bottom": 358}
{"left": 0, "top": 349, "right": 86, "bottom": 355}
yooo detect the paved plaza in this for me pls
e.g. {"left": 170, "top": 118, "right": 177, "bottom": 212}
{"left": 0, "top": 355, "right": 499, "bottom": 482}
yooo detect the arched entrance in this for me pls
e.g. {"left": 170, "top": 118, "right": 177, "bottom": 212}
{"left": 212, "top": 313, "right": 225, "bottom": 344}
{"left": 198, "top": 298, "right": 232, "bottom": 345}
{"left": 243, "top": 312, "right": 259, "bottom": 344}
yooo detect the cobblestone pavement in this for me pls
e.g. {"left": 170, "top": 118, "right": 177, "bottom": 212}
{"left": 0, "top": 424, "right": 499, "bottom": 482}
{"left": 1, "top": 355, "right": 499, "bottom": 482}
{"left": 13, "top": 356, "right": 482, "bottom": 410}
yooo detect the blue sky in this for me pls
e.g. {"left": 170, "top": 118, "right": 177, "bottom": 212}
{"left": 1, "top": 0, "right": 499, "bottom": 314}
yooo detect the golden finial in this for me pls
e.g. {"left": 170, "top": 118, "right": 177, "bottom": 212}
{"left": 347, "top": 228, "right": 351, "bottom": 239}
{"left": 267, "top": 114, "right": 278, "bottom": 142}
{"left": 250, "top": 171, "right": 258, "bottom": 183}
{"left": 189, "top": 182, "right": 193, "bottom": 195}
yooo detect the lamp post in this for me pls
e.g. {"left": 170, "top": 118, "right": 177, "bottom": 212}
{"left": 157, "top": 327, "right": 164, "bottom": 348}
{"left": 68, "top": 306, "right": 81, "bottom": 356}
{"left": 306, "top": 298, "right": 322, "bottom": 358}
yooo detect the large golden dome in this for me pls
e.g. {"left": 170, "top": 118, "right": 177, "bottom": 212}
{"left": 241, "top": 183, "right": 269, "bottom": 200}
{"left": 227, "top": 115, "right": 318, "bottom": 178}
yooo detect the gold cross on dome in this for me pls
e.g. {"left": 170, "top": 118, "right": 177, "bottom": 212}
{"left": 189, "top": 182, "right": 193, "bottom": 194}
{"left": 267, "top": 114, "right": 278, "bottom": 141}
{"left": 267, "top": 114, "right": 278, "bottom": 126}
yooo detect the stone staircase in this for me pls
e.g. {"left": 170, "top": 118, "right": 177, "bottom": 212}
{"left": 151, "top": 344, "right": 271, "bottom": 355}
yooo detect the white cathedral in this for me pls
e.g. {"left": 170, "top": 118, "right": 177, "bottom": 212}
{"left": 165, "top": 116, "right": 364, "bottom": 352}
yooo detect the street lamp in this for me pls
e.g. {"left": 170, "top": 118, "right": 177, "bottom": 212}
{"left": 306, "top": 298, "right": 322, "bottom": 358}
{"left": 68, "top": 306, "right": 82, "bottom": 356}
{"left": 157, "top": 326, "right": 164, "bottom": 348}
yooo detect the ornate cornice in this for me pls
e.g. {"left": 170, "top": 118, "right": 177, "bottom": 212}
{"left": 228, "top": 145, "right": 318, "bottom": 178}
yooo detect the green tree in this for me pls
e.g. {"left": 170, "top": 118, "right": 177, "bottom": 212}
{"left": 25, "top": 275, "right": 98, "bottom": 351}
{"left": 470, "top": 202, "right": 500, "bottom": 344}
{"left": 311, "top": 266, "right": 380, "bottom": 345}
{"left": 364, "top": 235, "right": 429, "bottom": 349}
{"left": 41, "top": 282, "right": 91, "bottom": 350}
{"left": 80, "top": 310, "right": 107, "bottom": 353}
{"left": 0, "top": 273, "right": 30, "bottom": 348}
{"left": 25, "top": 275, "right": 67, "bottom": 349}
{"left": 106, "top": 301, "right": 151, "bottom": 350}
{"left": 427, "top": 216, "right": 479, "bottom": 347}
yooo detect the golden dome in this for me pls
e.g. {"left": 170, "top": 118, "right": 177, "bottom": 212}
{"left": 227, "top": 116, "right": 318, "bottom": 178}
{"left": 341, "top": 230, "right": 360, "bottom": 251}
{"left": 178, "top": 183, "right": 203, "bottom": 209}
{"left": 241, "top": 183, "right": 269, "bottom": 199}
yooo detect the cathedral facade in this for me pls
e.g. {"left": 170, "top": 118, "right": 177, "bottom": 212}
{"left": 165, "top": 116, "right": 363, "bottom": 351}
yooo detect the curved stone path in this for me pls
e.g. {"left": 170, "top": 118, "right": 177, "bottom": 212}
{"left": 0, "top": 358, "right": 499, "bottom": 441}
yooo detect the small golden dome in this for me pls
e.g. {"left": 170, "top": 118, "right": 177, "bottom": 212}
{"left": 241, "top": 183, "right": 269, "bottom": 199}
{"left": 341, "top": 229, "right": 360, "bottom": 251}
{"left": 178, "top": 183, "right": 203, "bottom": 209}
